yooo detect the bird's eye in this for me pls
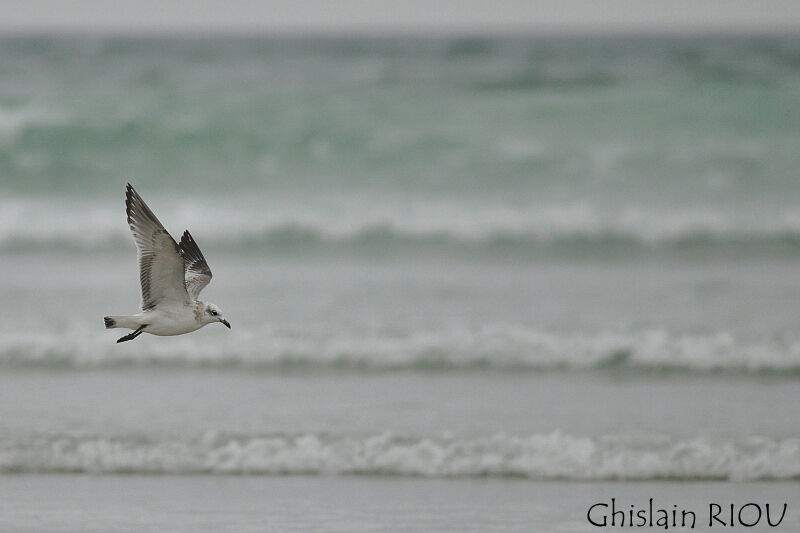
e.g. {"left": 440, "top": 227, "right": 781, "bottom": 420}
{"left": 210, "top": 310, "right": 218, "bottom": 316}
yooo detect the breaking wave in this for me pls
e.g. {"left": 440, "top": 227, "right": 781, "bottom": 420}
{"left": 3, "top": 324, "right": 800, "bottom": 374}
{"left": 5, "top": 197, "right": 800, "bottom": 257}
{"left": 2, "top": 431, "right": 798, "bottom": 480}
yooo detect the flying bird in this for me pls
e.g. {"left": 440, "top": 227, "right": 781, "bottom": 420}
{"left": 104, "top": 183, "right": 230, "bottom": 343}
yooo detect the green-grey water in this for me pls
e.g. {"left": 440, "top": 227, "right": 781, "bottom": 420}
{"left": 2, "top": 34, "right": 800, "bottom": 532}
{"left": 2, "top": 35, "right": 800, "bottom": 256}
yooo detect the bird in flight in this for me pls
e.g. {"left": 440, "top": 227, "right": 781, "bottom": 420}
{"left": 104, "top": 183, "right": 230, "bottom": 343}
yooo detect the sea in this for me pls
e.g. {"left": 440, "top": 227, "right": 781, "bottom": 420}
{"left": 1, "top": 34, "right": 800, "bottom": 532}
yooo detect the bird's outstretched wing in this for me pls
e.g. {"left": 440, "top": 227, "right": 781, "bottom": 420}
{"left": 125, "top": 183, "right": 189, "bottom": 310}
{"left": 179, "top": 230, "right": 212, "bottom": 301}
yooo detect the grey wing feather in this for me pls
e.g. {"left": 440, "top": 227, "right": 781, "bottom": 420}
{"left": 179, "top": 230, "right": 212, "bottom": 301}
{"left": 125, "top": 183, "right": 189, "bottom": 310}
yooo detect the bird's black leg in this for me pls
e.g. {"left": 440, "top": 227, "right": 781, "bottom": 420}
{"left": 116, "top": 325, "right": 146, "bottom": 343}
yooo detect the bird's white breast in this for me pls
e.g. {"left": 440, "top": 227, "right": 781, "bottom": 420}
{"left": 142, "top": 303, "right": 205, "bottom": 336}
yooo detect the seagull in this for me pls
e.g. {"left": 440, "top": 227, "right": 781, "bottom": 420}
{"left": 104, "top": 183, "right": 230, "bottom": 343}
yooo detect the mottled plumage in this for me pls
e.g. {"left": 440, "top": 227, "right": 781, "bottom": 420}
{"left": 104, "top": 184, "right": 230, "bottom": 343}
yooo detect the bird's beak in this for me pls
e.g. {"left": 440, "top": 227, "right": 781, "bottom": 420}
{"left": 220, "top": 319, "right": 231, "bottom": 329}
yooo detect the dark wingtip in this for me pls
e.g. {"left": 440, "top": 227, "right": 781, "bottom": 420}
{"left": 125, "top": 183, "right": 134, "bottom": 223}
{"left": 104, "top": 316, "right": 115, "bottom": 328}
{"left": 182, "top": 231, "right": 198, "bottom": 251}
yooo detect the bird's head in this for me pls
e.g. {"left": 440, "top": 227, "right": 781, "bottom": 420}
{"left": 204, "top": 303, "right": 231, "bottom": 329}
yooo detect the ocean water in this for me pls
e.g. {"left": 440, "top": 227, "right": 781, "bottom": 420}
{"left": 2, "top": 34, "right": 800, "bottom": 531}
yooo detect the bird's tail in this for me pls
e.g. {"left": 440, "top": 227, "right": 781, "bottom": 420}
{"left": 104, "top": 315, "right": 139, "bottom": 329}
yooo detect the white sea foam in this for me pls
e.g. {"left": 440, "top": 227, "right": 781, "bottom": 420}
{"left": 2, "top": 431, "right": 798, "bottom": 480}
{"left": 4, "top": 195, "right": 800, "bottom": 252}
{"left": 0, "top": 106, "right": 68, "bottom": 143}
{"left": 2, "top": 324, "right": 800, "bottom": 373}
